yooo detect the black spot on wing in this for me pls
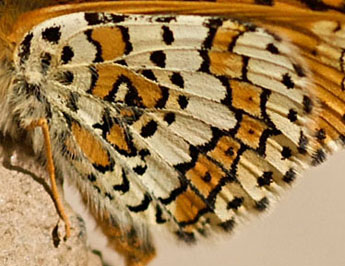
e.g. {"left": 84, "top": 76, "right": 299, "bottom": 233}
{"left": 257, "top": 171, "right": 273, "bottom": 187}
{"left": 110, "top": 14, "right": 128, "bottom": 23}
{"left": 170, "top": 72, "right": 184, "bottom": 88}
{"left": 226, "top": 197, "right": 244, "bottom": 210}
{"left": 266, "top": 43, "right": 279, "bottom": 54}
{"left": 282, "top": 73, "right": 294, "bottom": 89}
{"left": 201, "top": 172, "right": 212, "bottom": 183}
{"left": 288, "top": 109, "right": 298, "bottom": 122}
{"left": 42, "top": 26, "right": 61, "bottom": 44}
{"left": 255, "top": 197, "right": 269, "bottom": 211}
{"left": 225, "top": 147, "right": 235, "bottom": 156}
{"left": 283, "top": 168, "right": 296, "bottom": 183}
{"left": 61, "top": 46, "right": 74, "bottom": 64}
{"left": 164, "top": 112, "right": 175, "bottom": 125}
{"left": 84, "top": 13, "right": 102, "bottom": 25}
{"left": 162, "top": 25, "right": 174, "bottom": 45}
{"left": 141, "top": 70, "right": 157, "bottom": 81}
{"left": 293, "top": 63, "right": 306, "bottom": 77}
{"left": 178, "top": 95, "right": 189, "bottom": 109}
{"left": 139, "top": 149, "right": 150, "bottom": 160}
{"left": 150, "top": 51, "right": 166, "bottom": 67}
{"left": 133, "top": 165, "right": 147, "bottom": 175}
{"left": 316, "top": 128, "right": 326, "bottom": 141}
{"left": 303, "top": 95, "right": 313, "bottom": 113}
{"left": 281, "top": 146, "right": 292, "bottom": 159}
{"left": 141, "top": 120, "right": 158, "bottom": 138}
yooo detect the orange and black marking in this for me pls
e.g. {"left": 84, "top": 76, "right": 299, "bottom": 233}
{"left": 93, "top": 109, "right": 138, "bottom": 157}
{"left": 8, "top": 1, "right": 345, "bottom": 265}
{"left": 85, "top": 25, "right": 132, "bottom": 63}
{"left": 71, "top": 120, "right": 115, "bottom": 173}
{"left": 88, "top": 64, "right": 169, "bottom": 109}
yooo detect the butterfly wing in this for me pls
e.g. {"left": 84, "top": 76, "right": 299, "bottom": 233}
{"left": 4, "top": 0, "right": 345, "bottom": 249}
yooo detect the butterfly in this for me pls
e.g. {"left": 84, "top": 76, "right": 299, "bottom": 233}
{"left": 1, "top": 0, "right": 345, "bottom": 265}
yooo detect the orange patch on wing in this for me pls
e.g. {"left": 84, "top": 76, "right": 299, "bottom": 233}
{"left": 236, "top": 114, "right": 267, "bottom": 149}
{"left": 92, "top": 64, "right": 120, "bottom": 99}
{"left": 91, "top": 26, "right": 126, "bottom": 61}
{"left": 185, "top": 154, "right": 226, "bottom": 197}
{"left": 209, "top": 51, "right": 243, "bottom": 78}
{"left": 71, "top": 122, "right": 110, "bottom": 167}
{"left": 106, "top": 123, "right": 130, "bottom": 152}
{"left": 231, "top": 80, "right": 262, "bottom": 117}
{"left": 207, "top": 135, "right": 241, "bottom": 170}
{"left": 212, "top": 20, "right": 245, "bottom": 51}
{"left": 92, "top": 64, "right": 164, "bottom": 108}
{"left": 174, "top": 188, "right": 207, "bottom": 224}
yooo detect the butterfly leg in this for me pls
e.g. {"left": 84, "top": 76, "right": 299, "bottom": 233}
{"left": 27, "top": 118, "right": 71, "bottom": 239}
{"left": 97, "top": 215, "right": 156, "bottom": 266}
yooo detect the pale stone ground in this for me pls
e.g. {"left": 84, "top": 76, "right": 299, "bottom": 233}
{"left": 0, "top": 153, "right": 102, "bottom": 266}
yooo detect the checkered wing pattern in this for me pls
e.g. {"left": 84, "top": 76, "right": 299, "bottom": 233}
{"left": 4, "top": 0, "right": 345, "bottom": 245}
